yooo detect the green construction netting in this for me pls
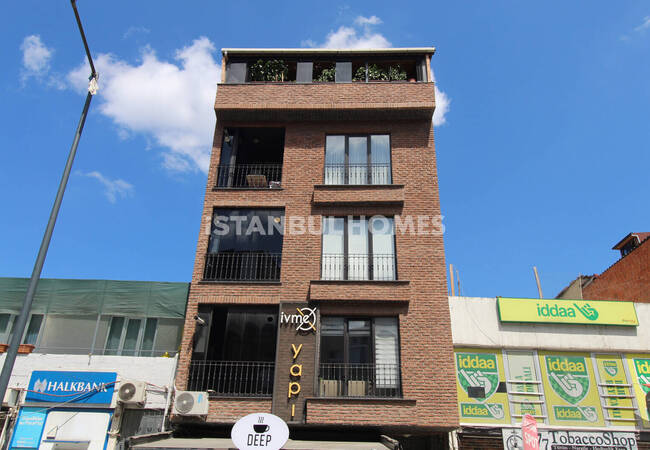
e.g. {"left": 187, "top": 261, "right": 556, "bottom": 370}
{"left": 0, "top": 278, "right": 189, "bottom": 318}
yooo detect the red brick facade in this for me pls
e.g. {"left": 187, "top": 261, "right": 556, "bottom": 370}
{"left": 583, "top": 238, "right": 649, "bottom": 302}
{"left": 177, "top": 48, "right": 458, "bottom": 438}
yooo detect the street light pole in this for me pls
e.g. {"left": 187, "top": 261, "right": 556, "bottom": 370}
{"left": 0, "top": 0, "right": 98, "bottom": 403}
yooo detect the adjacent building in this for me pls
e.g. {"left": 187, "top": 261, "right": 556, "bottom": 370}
{"left": 0, "top": 277, "right": 188, "bottom": 449}
{"left": 557, "top": 232, "right": 650, "bottom": 303}
{"left": 171, "top": 47, "right": 457, "bottom": 448}
{"left": 449, "top": 295, "right": 650, "bottom": 450}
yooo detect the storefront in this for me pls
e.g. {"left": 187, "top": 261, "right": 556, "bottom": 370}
{"left": 449, "top": 296, "right": 650, "bottom": 450}
{"left": 8, "top": 370, "right": 116, "bottom": 450}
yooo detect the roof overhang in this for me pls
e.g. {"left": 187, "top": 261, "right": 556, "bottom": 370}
{"left": 222, "top": 47, "right": 436, "bottom": 57}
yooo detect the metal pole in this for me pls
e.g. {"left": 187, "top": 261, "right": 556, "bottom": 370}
{"left": 0, "top": 0, "right": 97, "bottom": 403}
{"left": 0, "top": 91, "right": 93, "bottom": 403}
{"left": 533, "top": 266, "right": 543, "bottom": 299}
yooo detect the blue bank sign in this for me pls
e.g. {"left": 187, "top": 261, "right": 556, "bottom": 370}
{"left": 25, "top": 371, "right": 117, "bottom": 405}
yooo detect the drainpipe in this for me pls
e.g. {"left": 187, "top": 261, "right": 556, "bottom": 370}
{"left": 160, "top": 353, "right": 179, "bottom": 432}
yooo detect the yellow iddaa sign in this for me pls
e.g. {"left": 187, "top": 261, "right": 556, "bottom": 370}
{"left": 497, "top": 297, "right": 638, "bottom": 326}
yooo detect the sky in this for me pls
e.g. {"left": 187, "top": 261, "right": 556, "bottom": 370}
{"left": 1, "top": 1, "right": 649, "bottom": 299}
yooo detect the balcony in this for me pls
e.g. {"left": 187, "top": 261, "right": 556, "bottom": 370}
{"left": 215, "top": 164, "right": 282, "bottom": 189}
{"left": 203, "top": 252, "right": 281, "bottom": 282}
{"left": 319, "top": 363, "right": 401, "bottom": 398}
{"left": 324, "top": 163, "right": 391, "bottom": 185}
{"left": 188, "top": 360, "right": 274, "bottom": 397}
{"left": 320, "top": 254, "right": 396, "bottom": 281}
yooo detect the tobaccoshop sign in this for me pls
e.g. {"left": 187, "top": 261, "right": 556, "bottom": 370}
{"left": 502, "top": 428, "right": 638, "bottom": 450}
{"left": 231, "top": 413, "right": 289, "bottom": 450}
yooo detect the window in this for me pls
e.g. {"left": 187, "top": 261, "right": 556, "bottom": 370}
{"left": 205, "top": 208, "right": 284, "bottom": 281}
{"left": 216, "top": 128, "right": 284, "bottom": 188}
{"left": 189, "top": 306, "right": 277, "bottom": 396}
{"left": 320, "top": 317, "right": 401, "bottom": 397}
{"left": 321, "top": 216, "right": 396, "bottom": 280}
{"left": 0, "top": 313, "right": 44, "bottom": 346}
{"left": 324, "top": 135, "right": 391, "bottom": 185}
{"left": 104, "top": 317, "right": 158, "bottom": 356}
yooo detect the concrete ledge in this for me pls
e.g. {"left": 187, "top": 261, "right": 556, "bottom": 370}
{"left": 313, "top": 185, "right": 404, "bottom": 206}
{"left": 309, "top": 280, "right": 410, "bottom": 302}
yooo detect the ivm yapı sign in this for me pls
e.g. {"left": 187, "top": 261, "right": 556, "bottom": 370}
{"left": 497, "top": 297, "right": 638, "bottom": 326}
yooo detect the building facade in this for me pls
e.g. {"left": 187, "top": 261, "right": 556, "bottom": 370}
{"left": 557, "top": 232, "right": 650, "bottom": 303}
{"left": 174, "top": 48, "right": 457, "bottom": 448}
{"left": 0, "top": 277, "right": 188, "bottom": 449}
{"left": 450, "top": 296, "right": 650, "bottom": 450}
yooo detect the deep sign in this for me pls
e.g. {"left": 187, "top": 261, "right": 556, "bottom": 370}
{"left": 231, "top": 413, "right": 289, "bottom": 450}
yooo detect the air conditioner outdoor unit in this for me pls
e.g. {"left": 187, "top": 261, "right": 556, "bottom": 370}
{"left": 2, "top": 388, "right": 21, "bottom": 407}
{"left": 117, "top": 380, "right": 147, "bottom": 405}
{"left": 173, "top": 391, "right": 209, "bottom": 416}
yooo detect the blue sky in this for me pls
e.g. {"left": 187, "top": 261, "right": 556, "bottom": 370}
{"left": 1, "top": 1, "right": 649, "bottom": 299}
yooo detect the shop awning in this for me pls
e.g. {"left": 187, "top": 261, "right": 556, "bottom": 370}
{"left": 133, "top": 437, "right": 390, "bottom": 449}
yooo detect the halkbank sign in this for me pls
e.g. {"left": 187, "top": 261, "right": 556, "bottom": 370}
{"left": 497, "top": 297, "right": 638, "bottom": 326}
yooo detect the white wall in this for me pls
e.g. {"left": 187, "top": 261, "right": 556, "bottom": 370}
{"left": 450, "top": 296, "right": 650, "bottom": 352}
{"left": 0, "top": 353, "right": 177, "bottom": 409}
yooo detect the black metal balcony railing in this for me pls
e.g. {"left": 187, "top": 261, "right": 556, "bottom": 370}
{"left": 204, "top": 252, "right": 282, "bottom": 281}
{"left": 189, "top": 360, "right": 274, "bottom": 397}
{"left": 324, "top": 163, "right": 391, "bottom": 185}
{"left": 319, "top": 363, "right": 401, "bottom": 398}
{"left": 216, "top": 164, "right": 282, "bottom": 188}
{"left": 320, "top": 254, "right": 396, "bottom": 281}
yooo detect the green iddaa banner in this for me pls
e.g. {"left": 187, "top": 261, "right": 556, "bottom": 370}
{"left": 498, "top": 297, "right": 638, "bottom": 326}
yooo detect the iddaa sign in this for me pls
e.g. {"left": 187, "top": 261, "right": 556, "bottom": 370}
{"left": 231, "top": 413, "right": 289, "bottom": 450}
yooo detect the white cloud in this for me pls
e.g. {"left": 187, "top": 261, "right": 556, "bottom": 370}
{"left": 304, "top": 16, "right": 450, "bottom": 125}
{"left": 431, "top": 70, "right": 450, "bottom": 126}
{"left": 67, "top": 37, "right": 220, "bottom": 173}
{"left": 19, "top": 35, "right": 65, "bottom": 88}
{"left": 123, "top": 26, "right": 150, "bottom": 40}
{"left": 321, "top": 25, "right": 391, "bottom": 49}
{"left": 80, "top": 171, "right": 134, "bottom": 203}
{"left": 21, "top": 35, "right": 52, "bottom": 74}
{"left": 634, "top": 16, "right": 650, "bottom": 32}
{"left": 306, "top": 15, "right": 391, "bottom": 49}
{"left": 354, "top": 16, "right": 382, "bottom": 27}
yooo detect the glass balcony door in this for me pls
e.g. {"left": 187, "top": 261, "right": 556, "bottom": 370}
{"left": 321, "top": 216, "right": 395, "bottom": 281}
{"left": 324, "top": 135, "right": 392, "bottom": 185}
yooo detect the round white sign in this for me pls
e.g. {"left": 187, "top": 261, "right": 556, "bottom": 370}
{"left": 231, "top": 413, "right": 289, "bottom": 450}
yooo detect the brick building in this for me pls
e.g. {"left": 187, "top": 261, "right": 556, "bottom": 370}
{"left": 171, "top": 48, "right": 458, "bottom": 448}
{"left": 557, "top": 232, "right": 650, "bottom": 303}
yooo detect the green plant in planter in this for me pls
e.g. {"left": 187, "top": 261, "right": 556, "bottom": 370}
{"left": 316, "top": 67, "right": 335, "bottom": 82}
{"left": 248, "top": 59, "right": 288, "bottom": 82}
{"left": 353, "top": 66, "right": 367, "bottom": 81}
{"left": 387, "top": 65, "right": 407, "bottom": 81}
{"left": 367, "top": 64, "right": 388, "bottom": 81}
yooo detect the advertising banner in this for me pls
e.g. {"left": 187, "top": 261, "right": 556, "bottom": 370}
{"left": 25, "top": 371, "right": 117, "bottom": 405}
{"left": 503, "top": 428, "right": 638, "bottom": 450}
{"left": 538, "top": 351, "right": 604, "bottom": 427}
{"left": 506, "top": 351, "right": 545, "bottom": 421}
{"left": 9, "top": 407, "right": 46, "bottom": 449}
{"left": 627, "top": 354, "right": 650, "bottom": 428}
{"left": 455, "top": 348, "right": 511, "bottom": 424}
{"left": 594, "top": 354, "right": 636, "bottom": 427}
{"left": 498, "top": 297, "right": 638, "bottom": 326}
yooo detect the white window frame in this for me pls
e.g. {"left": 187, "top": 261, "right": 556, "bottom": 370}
{"left": 0, "top": 313, "right": 46, "bottom": 346}
{"left": 103, "top": 316, "right": 158, "bottom": 356}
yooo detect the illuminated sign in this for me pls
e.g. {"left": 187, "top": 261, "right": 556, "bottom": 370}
{"left": 280, "top": 307, "right": 317, "bottom": 332}
{"left": 287, "top": 344, "right": 303, "bottom": 420}
{"left": 497, "top": 297, "right": 638, "bottom": 326}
